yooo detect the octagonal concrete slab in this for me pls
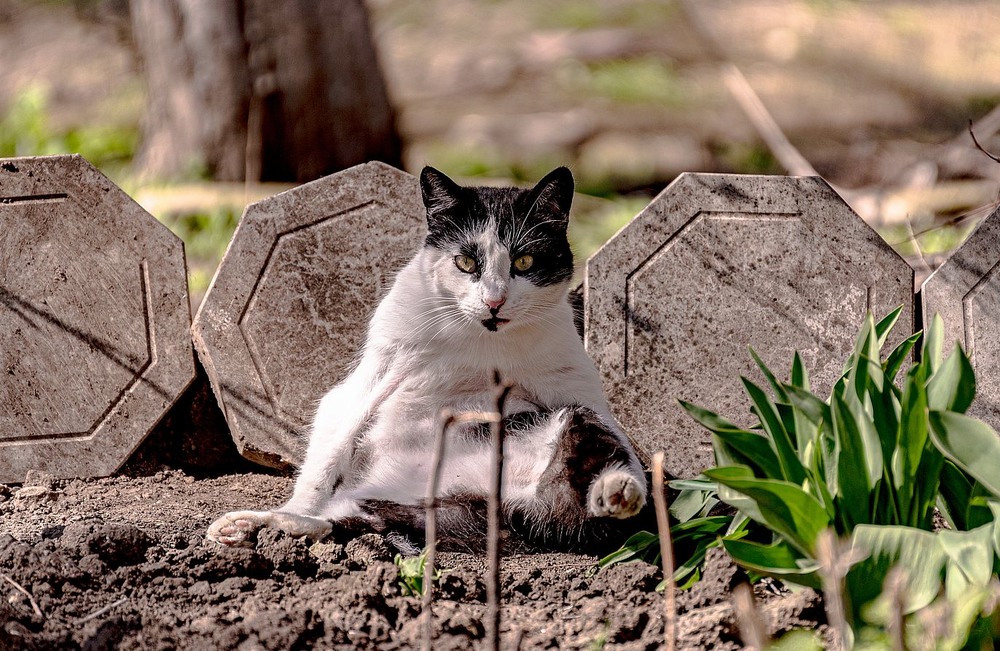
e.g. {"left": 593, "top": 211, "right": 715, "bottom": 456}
{"left": 0, "top": 155, "right": 195, "bottom": 482}
{"left": 192, "top": 162, "right": 425, "bottom": 469}
{"left": 920, "top": 203, "right": 1000, "bottom": 429}
{"left": 586, "top": 173, "right": 914, "bottom": 477}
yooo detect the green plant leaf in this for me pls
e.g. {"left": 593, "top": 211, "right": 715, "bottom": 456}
{"left": 831, "top": 393, "right": 877, "bottom": 527}
{"left": 938, "top": 524, "right": 995, "bottom": 601}
{"left": 704, "top": 467, "right": 830, "bottom": 555}
{"left": 874, "top": 305, "right": 904, "bottom": 349}
{"left": 785, "top": 384, "right": 832, "bottom": 431}
{"left": 741, "top": 377, "right": 806, "bottom": 484}
{"left": 790, "top": 352, "right": 810, "bottom": 392}
{"left": 597, "top": 531, "right": 659, "bottom": 568}
{"left": 848, "top": 525, "right": 946, "bottom": 614}
{"left": 749, "top": 347, "right": 789, "bottom": 402}
{"left": 883, "top": 332, "right": 921, "bottom": 384}
{"left": 927, "top": 343, "right": 976, "bottom": 413}
{"left": 928, "top": 411, "right": 1000, "bottom": 498}
{"left": 922, "top": 313, "right": 945, "bottom": 374}
{"left": 721, "top": 537, "right": 821, "bottom": 589}
{"left": 937, "top": 460, "right": 973, "bottom": 530}
{"left": 712, "top": 431, "right": 784, "bottom": 481}
{"left": 891, "top": 364, "right": 930, "bottom": 523}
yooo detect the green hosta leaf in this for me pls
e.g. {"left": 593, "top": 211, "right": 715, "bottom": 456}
{"left": 845, "top": 313, "right": 885, "bottom": 398}
{"left": 785, "top": 384, "right": 832, "bottom": 428}
{"left": 892, "top": 364, "right": 930, "bottom": 522}
{"left": 874, "top": 305, "right": 904, "bottom": 349}
{"left": 831, "top": 393, "right": 878, "bottom": 527}
{"left": 883, "top": 331, "right": 921, "bottom": 385}
{"left": 749, "top": 346, "right": 789, "bottom": 402}
{"left": 704, "top": 466, "right": 830, "bottom": 555}
{"left": 927, "top": 343, "right": 976, "bottom": 413}
{"left": 669, "top": 483, "right": 718, "bottom": 523}
{"left": 928, "top": 411, "right": 1000, "bottom": 498}
{"left": 848, "top": 525, "right": 945, "bottom": 614}
{"left": 790, "top": 352, "right": 810, "bottom": 392}
{"left": 741, "top": 377, "right": 806, "bottom": 484}
{"left": 712, "top": 431, "right": 784, "bottom": 481}
{"left": 938, "top": 524, "right": 995, "bottom": 601}
{"left": 937, "top": 460, "right": 973, "bottom": 530}
{"left": 597, "top": 531, "right": 659, "bottom": 568}
{"left": 922, "top": 313, "right": 945, "bottom": 374}
{"left": 721, "top": 537, "right": 821, "bottom": 589}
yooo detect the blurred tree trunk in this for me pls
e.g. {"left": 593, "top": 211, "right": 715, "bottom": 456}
{"left": 129, "top": 0, "right": 403, "bottom": 183}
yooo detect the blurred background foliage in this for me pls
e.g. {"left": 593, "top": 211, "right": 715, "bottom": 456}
{"left": 0, "top": 0, "right": 998, "bottom": 308}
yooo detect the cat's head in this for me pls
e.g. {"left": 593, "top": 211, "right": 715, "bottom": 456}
{"left": 418, "top": 166, "right": 575, "bottom": 334}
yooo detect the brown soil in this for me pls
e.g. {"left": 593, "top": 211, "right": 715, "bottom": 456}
{"left": 0, "top": 464, "right": 827, "bottom": 650}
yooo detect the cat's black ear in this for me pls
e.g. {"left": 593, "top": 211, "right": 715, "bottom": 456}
{"left": 526, "top": 167, "right": 574, "bottom": 224}
{"left": 420, "top": 166, "right": 463, "bottom": 225}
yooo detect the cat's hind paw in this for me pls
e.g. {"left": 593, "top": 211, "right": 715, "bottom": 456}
{"left": 206, "top": 510, "right": 333, "bottom": 547}
{"left": 588, "top": 468, "right": 646, "bottom": 519}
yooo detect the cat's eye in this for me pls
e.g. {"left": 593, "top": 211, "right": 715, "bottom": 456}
{"left": 513, "top": 254, "right": 534, "bottom": 272}
{"left": 454, "top": 254, "right": 478, "bottom": 274}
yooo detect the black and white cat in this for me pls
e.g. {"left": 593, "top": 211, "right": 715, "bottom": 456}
{"left": 207, "top": 166, "right": 647, "bottom": 551}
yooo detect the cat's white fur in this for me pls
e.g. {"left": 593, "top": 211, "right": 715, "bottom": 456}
{"left": 207, "top": 193, "right": 646, "bottom": 546}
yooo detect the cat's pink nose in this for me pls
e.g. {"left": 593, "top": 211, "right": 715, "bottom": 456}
{"left": 484, "top": 296, "right": 506, "bottom": 311}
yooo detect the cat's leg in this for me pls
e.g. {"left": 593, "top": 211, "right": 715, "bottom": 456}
{"left": 205, "top": 510, "right": 333, "bottom": 547}
{"left": 522, "top": 407, "right": 647, "bottom": 535}
{"left": 207, "top": 352, "right": 398, "bottom": 546}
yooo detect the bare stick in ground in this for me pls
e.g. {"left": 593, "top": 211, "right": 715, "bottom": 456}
{"left": 422, "top": 408, "right": 501, "bottom": 651}
{"left": 422, "top": 408, "right": 453, "bottom": 651}
{"left": 77, "top": 597, "right": 128, "bottom": 625}
{"left": 816, "top": 529, "right": 865, "bottom": 651}
{"left": 732, "top": 582, "right": 767, "bottom": 650}
{"left": 487, "top": 373, "right": 513, "bottom": 651}
{"left": 1, "top": 572, "right": 43, "bottom": 619}
{"left": 652, "top": 450, "right": 676, "bottom": 651}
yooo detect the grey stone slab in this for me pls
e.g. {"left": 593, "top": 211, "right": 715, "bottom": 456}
{"left": 920, "top": 204, "right": 1000, "bottom": 428}
{"left": 192, "top": 161, "right": 425, "bottom": 469}
{"left": 0, "top": 154, "right": 195, "bottom": 482}
{"left": 586, "top": 173, "right": 914, "bottom": 477}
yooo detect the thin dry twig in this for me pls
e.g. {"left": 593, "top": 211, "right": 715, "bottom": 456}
{"left": 884, "top": 567, "right": 908, "bottom": 651}
{"left": 652, "top": 451, "right": 677, "bottom": 651}
{"left": 1, "top": 572, "right": 43, "bottom": 619}
{"left": 678, "top": 0, "right": 817, "bottom": 177}
{"left": 732, "top": 582, "right": 767, "bottom": 650}
{"left": 487, "top": 373, "right": 513, "bottom": 651}
{"left": 969, "top": 120, "right": 1000, "bottom": 165}
{"left": 76, "top": 597, "right": 127, "bottom": 624}
{"left": 815, "top": 529, "right": 866, "bottom": 651}
{"left": 422, "top": 408, "right": 453, "bottom": 651}
{"left": 422, "top": 407, "right": 502, "bottom": 651}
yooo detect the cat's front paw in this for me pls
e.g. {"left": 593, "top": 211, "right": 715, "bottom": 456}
{"left": 206, "top": 510, "right": 271, "bottom": 547}
{"left": 588, "top": 469, "right": 646, "bottom": 519}
{"left": 206, "top": 510, "right": 334, "bottom": 547}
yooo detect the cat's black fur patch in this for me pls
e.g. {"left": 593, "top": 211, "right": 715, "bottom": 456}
{"left": 420, "top": 167, "right": 574, "bottom": 287}
{"left": 351, "top": 406, "right": 655, "bottom": 555}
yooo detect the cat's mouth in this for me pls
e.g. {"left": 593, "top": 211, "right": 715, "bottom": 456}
{"left": 481, "top": 317, "right": 510, "bottom": 332}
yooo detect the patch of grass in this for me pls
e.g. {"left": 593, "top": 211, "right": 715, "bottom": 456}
{"left": 394, "top": 550, "right": 443, "bottom": 597}
{"left": 568, "top": 194, "right": 650, "bottom": 265}
{"left": 715, "top": 142, "right": 783, "bottom": 175}
{"left": 0, "top": 84, "right": 137, "bottom": 175}
{"left": 534, "top": 0, "right": 677, "bottom": 30}
{"left": 559, "top": 57, "right": 686, "bottom": 106}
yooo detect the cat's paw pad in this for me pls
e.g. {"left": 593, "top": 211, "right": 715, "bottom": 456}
{"left": 206, "top": 510, "right": 271, "bottom": 547}
{"left": 588, "top": 469, "right": 646, "bottom": 519}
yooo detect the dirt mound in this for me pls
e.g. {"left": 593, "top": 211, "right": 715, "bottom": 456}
{"left": 0, "top": 471, "right": 823, "bottom": 649}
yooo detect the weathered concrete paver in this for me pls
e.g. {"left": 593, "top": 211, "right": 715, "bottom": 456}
{"left": 921, "top": 204, "right": 1000, "bottom": 429}
{"left": 0, "top": 155, "right": 195, "bottom": 482}
{"left": 192, "top": 162, "right": 425, "bottom": 468}
{"left": 585, "top": 173, "right": 914, "bottom": 477}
